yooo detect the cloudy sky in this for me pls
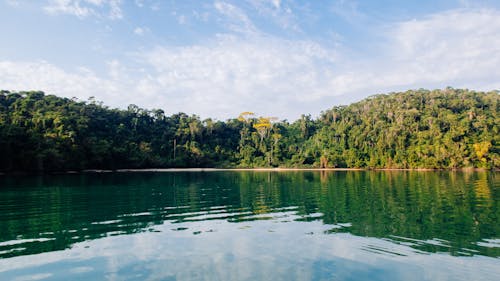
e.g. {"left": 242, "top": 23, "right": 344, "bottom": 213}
{"left": 1, "top": 0, "right": 499, "bottom": 120}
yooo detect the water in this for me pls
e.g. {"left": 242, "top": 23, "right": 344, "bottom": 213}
{"left": 0, "top": 171, "right": 498, "bottom": 280}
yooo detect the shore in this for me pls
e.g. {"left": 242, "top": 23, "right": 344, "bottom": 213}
{"left": 82, "top": 168, "right": 363, "bottom": 173}
{"left": 80, "top": 167, "right": 494, "bottom": 173}
{"left": 1, "top": 167, "right": 495, "bottom": 176}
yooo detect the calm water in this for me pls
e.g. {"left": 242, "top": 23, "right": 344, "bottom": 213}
{"left": 0, "top": 171, "right": 498, "bottom": 280}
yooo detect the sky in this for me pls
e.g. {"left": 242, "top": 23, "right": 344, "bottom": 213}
{"left": 1, "top": 0, "right": 499, "bottom": 120}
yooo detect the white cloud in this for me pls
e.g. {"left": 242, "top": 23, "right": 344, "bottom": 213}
{"left": 303, "top": 8, "right": 500, "bottom": 103}
{"left": 106, "top": 59, "right": 126, "bottom": 80}
{"left": 2, "top": 7, "right": 499, "bottom": 120}
{"left": 44, "top": 0, "right": 93, "bottom": 18}
{"left": 133, "top": 27, "right": 145, "bottom": 35}
{"left": 108, "top": 0, "right": 122, "bottom": 19}
{"left": 331, "top": 0, "right": 364, "bottom": 22}
{"left": 0, "top": 60, "right": 126, "bottom": 105}
{"left": 135, "top": 34, "right": 339, "bottom": 119}
{"left": 389, "top": 9, "right": 500, "bottom": 83}
{"left": 177, "top": 14, "right": 187, "bottom": 25}
{"left": 247, "top": 0, "right": 299, "bottom": 31}
{"left": 214, "top": 1, "right": 257, "bottom": 34}
{"left": 0, "top": 31, "right": 341, "bottom": 120}
{"left": 271, "top": 0, "right": 281, "bottom": 10}
{"left": 248, "top": 0, "right": 282, "bottom": 12}
{"left": 350, "top": 9, "right": 500, "bottom": 94}
{"left": 43, "top": 0, "right": 123, "bottom": 20}
{"left": 134, "top": 0, "right": 144, "bottom": 8}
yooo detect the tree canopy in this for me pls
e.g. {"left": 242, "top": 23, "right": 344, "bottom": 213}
{"left": 0, "top": 88, "right": 498, "bottom": 172}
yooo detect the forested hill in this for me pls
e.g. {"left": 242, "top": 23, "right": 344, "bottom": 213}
{"left": 0, "top": 88, "right": 498, "bottom": 172}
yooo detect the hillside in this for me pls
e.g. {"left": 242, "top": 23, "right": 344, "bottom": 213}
{"left": 313, "top": 89, "right": 498, "bottom": 168}
{"left": 0, "top": 88, "right": 498, "bottom": 172}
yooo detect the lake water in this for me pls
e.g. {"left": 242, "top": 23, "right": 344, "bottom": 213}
{"left": 0, "top": 171, "right": 498, "bottom": 280}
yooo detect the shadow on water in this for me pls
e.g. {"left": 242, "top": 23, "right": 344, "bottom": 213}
{"left": 0, "top": 171, "right": 498, "bottom": 258}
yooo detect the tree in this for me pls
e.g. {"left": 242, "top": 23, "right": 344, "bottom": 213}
{"left": 0, "top": 89, "right": 498, "bottom": 172}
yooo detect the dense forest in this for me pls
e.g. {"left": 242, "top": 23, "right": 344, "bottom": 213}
{"left": 0, "top": 88, "right": 498, "bottom": 172}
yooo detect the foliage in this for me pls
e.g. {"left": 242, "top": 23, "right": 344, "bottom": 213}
{"left": 314, "top": 88, "right": 499, "bottom": 169}
{"left": 0, "top": 88, "right": 498, "bottom": 172}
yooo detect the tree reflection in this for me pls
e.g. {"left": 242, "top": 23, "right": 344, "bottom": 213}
{"left": 0, "top": 171, "right": 498, "bottom": 258}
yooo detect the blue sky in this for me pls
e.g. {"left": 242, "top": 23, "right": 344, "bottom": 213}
{"left": 1, "top": 0, "right": 499, "bottom": 120}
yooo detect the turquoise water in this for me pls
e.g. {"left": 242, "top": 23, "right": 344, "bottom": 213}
{"left": 0, "top": 171, "right": 499, "bottom": 280}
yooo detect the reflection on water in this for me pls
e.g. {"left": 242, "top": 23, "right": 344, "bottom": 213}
{"left": 0, "top": 171, "right": 498, "bottom": 280}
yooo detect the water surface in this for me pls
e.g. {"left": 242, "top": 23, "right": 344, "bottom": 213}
{"left": 0, "top": 171, "right": 498, "bottom": 280}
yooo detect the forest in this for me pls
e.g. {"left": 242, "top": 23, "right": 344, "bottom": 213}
{"left": 0, "top": 88, "right": 498, "bottom": 172}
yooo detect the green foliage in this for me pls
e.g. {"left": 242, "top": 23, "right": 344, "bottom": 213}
{"left": 0, "top": 88, "right": 498, "bottom": 172}
{"left": 314, "top": 89, "right": 499, "bottom": 169}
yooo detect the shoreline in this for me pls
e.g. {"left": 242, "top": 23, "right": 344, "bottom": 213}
{"left": 0, "top": 167, "right": 495, "bottom": 176}
{"left": 82, "top": 167, "right": 493, "bottom": 173}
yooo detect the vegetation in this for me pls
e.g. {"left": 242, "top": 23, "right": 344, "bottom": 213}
{"left": 0, "top": 88, "right": 498, "bottom": 172}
